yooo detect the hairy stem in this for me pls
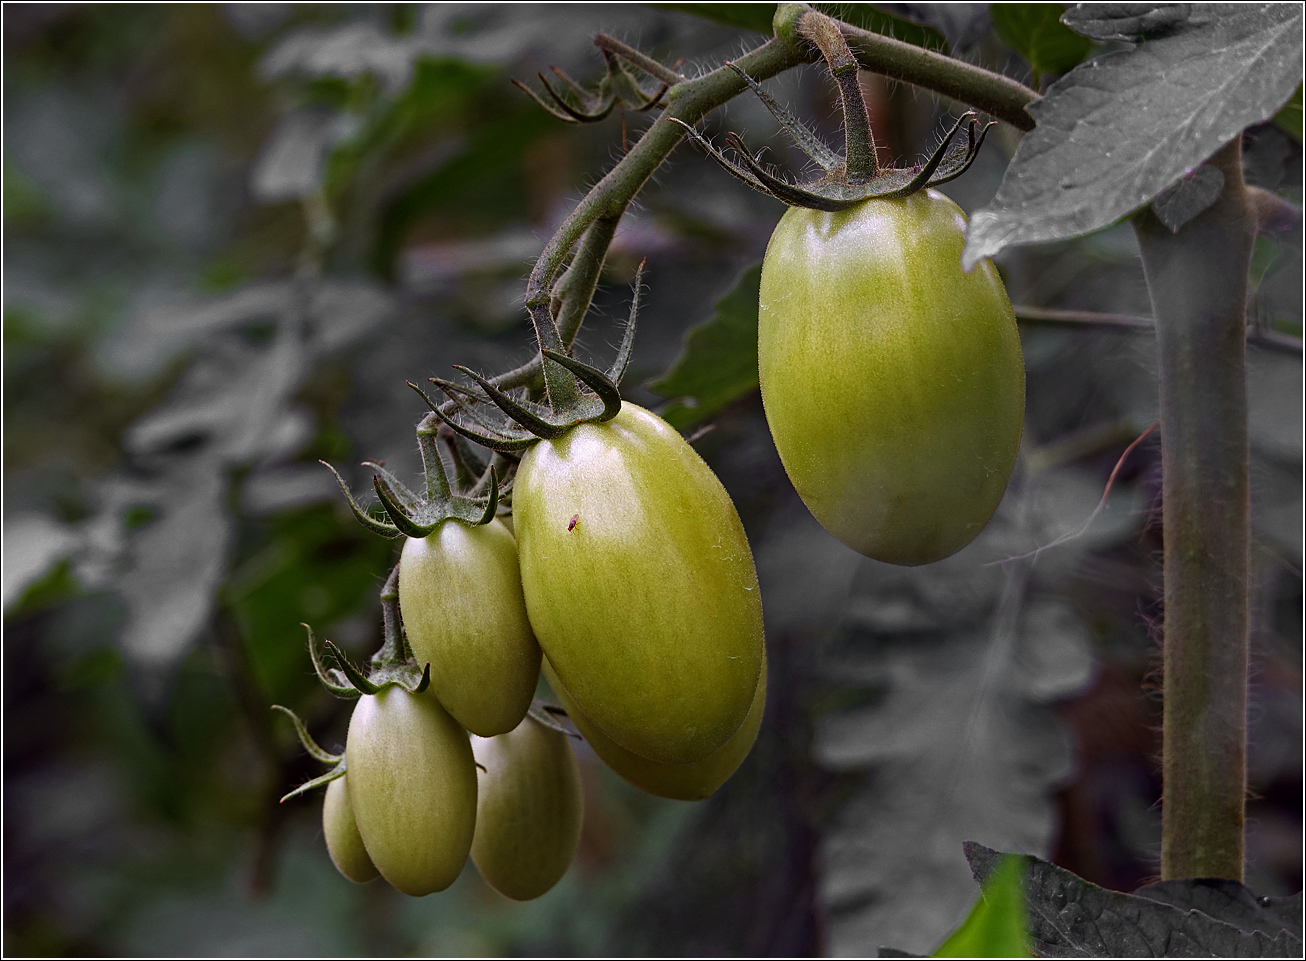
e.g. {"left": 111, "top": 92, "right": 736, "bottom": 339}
{"left": 798, "top": 10, "right": 878, "bottom": 181}
{"left": 837, "top": 22, "right": 1037, "bottom": 131}
{"left": 455, "top": 11, "right": 1038, "bottom": 410}
{"left": 1132, "top": 140, "right": 1254, "bottom": 882}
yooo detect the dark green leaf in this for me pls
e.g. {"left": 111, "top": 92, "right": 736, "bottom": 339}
{"left": 1134, "top": 880, "right": 1304, "bottom": 941}
{"left": 1274, "top": 83, "right": 1303, "bottom": 141}
{"left": 965, "top": 843, "right": 1304, "bottom": 958}
{"left": 991, "top": 4, "right": 1096, "bottom": 78}
{"left": 933, "top": 854, "right": 1032, "bottom": 958}
{"left": 647, "top": 263, "right": 761, "bottom": 430}
{"left": 963, "top": 3, "right": 1305, "bottom": 268}
{"left": 653, "top": 3, "right": 777, "bottom": 34}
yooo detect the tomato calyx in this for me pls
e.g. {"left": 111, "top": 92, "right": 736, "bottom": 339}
{"left": 417, "top": 263, "right": 643, "bottom": 453}
{"left": 273, "top": 567, "right": 434, "bottom": 801}
{"left": 513, "top": 41, "right": 670, "bottom": 125}
{"left": 323, "top": 421, "right": 501, "bottom": 538}
{"left": 677, "top": 9, "right": 994, "bottom": 211}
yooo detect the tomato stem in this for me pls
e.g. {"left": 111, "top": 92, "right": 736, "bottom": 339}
{"left": 1133, "top": 139, "right": 1254, "bottom": 882}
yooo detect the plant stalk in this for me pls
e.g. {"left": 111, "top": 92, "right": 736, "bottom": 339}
{"left": 1132, "top": 140, "right": 1254, "bottom": 882}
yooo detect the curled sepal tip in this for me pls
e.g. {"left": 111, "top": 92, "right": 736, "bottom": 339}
{"left": 323, "top": 639, "right": 382, "bottom": 695}
{"left": 527, "top": 699, "right": 583, "bottom": 740}
{"left": 539, "top": 350, "right": 622, "bottom": 422}
{"left": 306, "top": 623, "right": 359, "bottom": 698}
{"left": 271, "top": 704, "right": 342, "bottom": 764}
{"left": 320, "top": 460, "right": 401, "bottom": 538}
{"left": 280, "top": 759, "right": 347, "bottom": 804}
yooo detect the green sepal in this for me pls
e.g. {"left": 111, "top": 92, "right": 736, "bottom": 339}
{"left": 539, "top": 350, "right": 623, "bottom": 421}
{"left": 305, "top": 623, "right": 360, "bottom": 698}
{"left": 280, "top": 759, "right": 347, "bottom": 803}
{"left": 271, "top": 704, "right": 343, "bottom": 763}
{"left": 527, "top": 699, "right": 583, "bottom": 740}
{"left": 320, "top": 460, "right": 401, "bottom": 538}
{"left": 324, "top": 639, "right": 382, "bottom": 695}
{"left": 453, "top": 365, "right": 577, "bottom": 439}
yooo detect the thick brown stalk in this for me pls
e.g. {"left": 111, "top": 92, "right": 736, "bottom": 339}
{"left": 1132, "top": 141, "right": 1254, "bottom": 882}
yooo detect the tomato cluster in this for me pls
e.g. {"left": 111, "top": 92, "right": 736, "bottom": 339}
{"left": 289, "top": 398, "right": 766, "bottom": 901}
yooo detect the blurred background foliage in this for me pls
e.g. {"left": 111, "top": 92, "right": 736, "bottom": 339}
{"left": 3, "top": 4, "right": 1300, "bottom": 957}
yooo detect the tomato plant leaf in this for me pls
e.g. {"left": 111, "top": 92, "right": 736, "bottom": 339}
{"left": 1274, "top": 82, "right": 1303, "bottom": 141}
{"left": 932, "top": 854, "right": 1031, "bottom": 958}
{"left": 759, "top": 486, "right": 1095, "bottom": 956}
{"left": 991, "top": 3, "right": 1096, "bottom": 79}
{"left": 962, "top": 2, "right": 1305, "bottom": 269}
{"left": 965, "top": 842, "right": 1305, "bottom": 958}
{"left": 1149, "top": 164, "right": 1226, "bottom": 232}
{"left": 647, "top": 263, "right": 762, "bottom": 430}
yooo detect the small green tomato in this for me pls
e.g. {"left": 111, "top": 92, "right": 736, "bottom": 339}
{"left": 322, "top": 775, "right": 379, "bottom": 884}
{"left": 470, "top": 715, "right": 584, "bottom": 901}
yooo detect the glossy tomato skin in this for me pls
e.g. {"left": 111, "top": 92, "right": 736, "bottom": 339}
{"left": 322, "top": 775, "right": 379, "bottom": 883}
{"left": 345, "top": 688, "right": 477, "bottom": 897}
{"left": 513, "top": 402, "right": 764, "bottom": 766}
{"left": 759, "top": 189, "right": 1024, "bottom": 565}
{"left": 398, "top": 518, "right": 540, "bottom": 737}
{"left": 543, "top": 653, "right": 765, "bottom": 801}
{"left": 469, "top": 716, "right": 584, "bottom": 901}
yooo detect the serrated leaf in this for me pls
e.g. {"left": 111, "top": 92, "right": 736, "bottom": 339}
{"left": 992, "top": 4, "right": 1096, "bottom": 78}
{"left": 647, "top": 264, "right": 761, "bottom": 429}
{"left": 1059, "top": 2, "right": 1217, "bottom": 43}
{"left": 965, "top": 843, "right": 1304, "bottom": 958}
{"left": 769, "top": 482, "right": 1094, "bottom": 956}
{"left": 1133, "top": 879, "right": 1304, "bottom": 942}
{"left": 962, "top": 3, "right": 1305, "bottom": 269}
{"left": 933, "top": 854, "right": 1032, "bottom": 958}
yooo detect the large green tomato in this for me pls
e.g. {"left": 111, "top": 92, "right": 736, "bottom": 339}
{"left": 469, "top": 715, "right": 584, "bottom": 901}
{"left": 398, "top": 517, "right": 540, "bottom": 737}
{"left": 513, "top": 402, "right": 764, "bottom": 765}
{"left": 345, "top": 688, "right": 477, "bottom": 897}
{"left": 543, "top": 652, "right": 765, "bottom": 801}
{"left": 322, "top": 775, "right": 379, "bottom": 883}
{"left": 758, "top": 189, "right": 1025, "bottom": 565}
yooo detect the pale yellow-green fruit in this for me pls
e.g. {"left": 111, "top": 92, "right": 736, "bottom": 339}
{"left": 513, "top": 402, "right": 764, "bottom": 765}
{"left": 345, "top": 688, "right": 477, "bottom": 897}
{"left": 759, "top": 190, "right": 1025, "bottom": 565}
{"left": 543, "top": 652, "right": 766, "bottom": 801}
{"left": 322, "top": 775, "right": 379, "bottom": 883}
{"left": 398, "top": 517, "right": 540, "bottom": 736}
{"left": 470, "top": 715, "right": 584, "bottom": 901}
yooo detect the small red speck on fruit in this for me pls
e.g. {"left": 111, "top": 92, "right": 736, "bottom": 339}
{"left": 568, "top": 514, "right": 579, "bottom": 531}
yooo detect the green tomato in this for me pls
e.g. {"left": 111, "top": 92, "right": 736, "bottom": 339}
{"left": 758, "top": 189, "right": 1025, "bottom": 565}
{"left": 398, "top": 518, "right": 540, "bottom": 737}
{"left": 513, "top": 402, "right": 764, "bottom": 765}
{"left": 543, "top": 652, "right": 765, "bottom": 801}
{"left": 345, "top": 687, "right": 477, "bottom": 897}
{"left": 469, "top": 715, "right": 584, "bottom": 901}
{"left": 322, "top": 774, "right": 379, "bottom": 884}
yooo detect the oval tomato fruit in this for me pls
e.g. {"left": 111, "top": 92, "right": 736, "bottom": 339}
{"left": 469, "top": 715, "right": 584, "bottom": 901}
{"left": 543, "top": 652, "right": 766, "bottom": 801}
{"left": 758, "top": 189, "right": 1025, "bottom": 565}
{"left": 513, "top": 402, "right": 764, "bottom": 765}
{"left": 322, "top": 775, "right": 379, "bottom": 883}
{"left": 345, "top": 687, "right": 477, "bottom": 897}
{"left": 398, "top": 518, "right": 540, "bottom": 737}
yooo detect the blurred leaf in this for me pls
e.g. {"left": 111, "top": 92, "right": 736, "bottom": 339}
{"left": 963, "top": 3, "right": 1305, "bottom": 268}
{"left": 3, "top": 513, "right": 79, "bottom": 611}
{"left": 1275, "top": 83, "right": 1303, "bottom": 141}
{"left": 932, "top": 854, "right": 1031, "bottom": 958}
{"left": 647, "top": 264, "right": 761, "bottom": 429}
{"left": 655, "top": 3, "right": 949, "bottom": 49}
{"left": 251, "top": 108, "right": 350, "bottom": 202}
{"left": 261, "top": 21, "right": 422, "bottom": 94}
{"left": 965, "top": 843, "right": 1304, "bottom": 957}
{"left": 226, "top": 505, "right": 394, "bottom": 704}
{"left": 991, "top": 3, "right": 1095, "bottom": 79}
{"left": 872, "top": 3, "right": 988, "bottom": 52}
